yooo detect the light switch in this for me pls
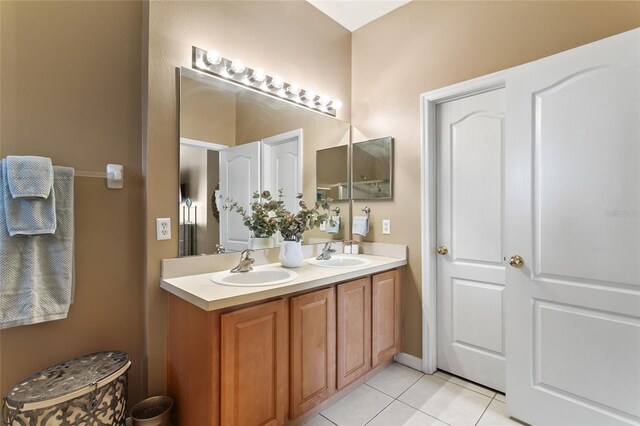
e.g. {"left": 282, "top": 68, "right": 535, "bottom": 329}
{"left": 156, "top": 218, "right": 171, "bottom": 240}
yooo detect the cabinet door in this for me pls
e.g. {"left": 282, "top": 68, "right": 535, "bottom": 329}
{"left": 221, "top": 299, "right": 286, "bottom": 426}
{"left": 290, "top": 287, "right": 336, "bottom": 418}
{"left": 372, "top": 270, "right": 402, "bottom": 367}
{"left": 337, "top": 277, "right": 371, "bottom": 389}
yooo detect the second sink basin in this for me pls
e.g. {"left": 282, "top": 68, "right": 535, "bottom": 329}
{"left": 211, "top": 268, "right": 298, "bottom": 287}
{"left": 306, "top": 255, "right": 372, "bottom": 268}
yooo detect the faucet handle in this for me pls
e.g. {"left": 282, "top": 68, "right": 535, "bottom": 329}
{"left": 323, "top": 242, "right": 336, "bottom": 253}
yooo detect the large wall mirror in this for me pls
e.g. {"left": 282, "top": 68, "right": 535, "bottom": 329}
{"left": 179, "top": 67, "right": 350, "bottom": 256}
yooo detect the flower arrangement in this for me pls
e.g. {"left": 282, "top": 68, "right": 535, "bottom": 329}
{"left": 225, "top": 190, "right": 339, "bottom": 242}
{"left": 278, "top": 195, "right": 340, "bottom": 242}
{"left": 224, "top": 190, "right": 286, "bottom": 238}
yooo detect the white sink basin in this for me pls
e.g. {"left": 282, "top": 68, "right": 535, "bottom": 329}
{"left": 306, "top": 255, "right": 372, "bottom": 268}
{"left": 211, "top": 268, "right": 297, "bottom": 287}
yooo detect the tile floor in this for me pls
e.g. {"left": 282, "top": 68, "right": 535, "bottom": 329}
{"left": 305, "top": 363, "right": 520, "bottom": 426}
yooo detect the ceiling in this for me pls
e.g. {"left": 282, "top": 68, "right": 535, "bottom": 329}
{"left": 307, "top": 0, "right": 411, "bottom": 32}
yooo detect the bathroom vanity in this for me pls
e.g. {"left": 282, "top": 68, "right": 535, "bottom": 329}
{"left": 161, "top": 243, "right": 406, "bottom": 425}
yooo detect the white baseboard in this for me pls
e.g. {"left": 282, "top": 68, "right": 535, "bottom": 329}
{"left": 394, "top": 352, "right": 423, "bottom": 371}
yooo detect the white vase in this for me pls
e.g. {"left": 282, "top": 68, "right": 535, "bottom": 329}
{"left": 248, "top": 236, "right": 274, "bottom": 250}
{"left": 279, "top": 240, "right": 304, "bottom": 268}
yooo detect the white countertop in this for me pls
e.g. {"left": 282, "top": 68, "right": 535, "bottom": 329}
{"left": 161, "top": 254, "right": 406, "bottom": 311}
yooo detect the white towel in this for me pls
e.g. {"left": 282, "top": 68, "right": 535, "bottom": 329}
{"left": 352, "top": 215, "right": 369, "bottom": 236}
{"left": 2, "top": 160, "right": 57, "bottom": 236}
{"left": 6, "top": 156, "right": 53, "bottom": 199}
{"left": 0, "top": 165, "right": 75, "bottom": 329}
{"left": 326, "top": 216, "right": 340, "bottom": 234}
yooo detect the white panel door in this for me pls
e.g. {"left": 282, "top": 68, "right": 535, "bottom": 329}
{"left": 436, "top": 88, "right": 506, "bottom": 392}
{"left": 219, "top": 141, "right": 261, "bottom": 251}
{"left": 505, "top": 28, "right": 640, "bottom": 425}
{"left": 262, "top": 129, "right": 303, "bottom": 214}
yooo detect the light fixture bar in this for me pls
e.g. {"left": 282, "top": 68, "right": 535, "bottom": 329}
{"left": 192, "top": 46, "right": 340, "bottom": 117}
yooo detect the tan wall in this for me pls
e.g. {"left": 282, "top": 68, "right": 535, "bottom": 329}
{"left": 0, "top": 0, "right": 145, "bottom": 405}
{"left": 145, "top": 0, "right": 351, "bottom": 395}
{"left": 180, "top": 75, "right": 236, "bottom": 146}
{"left": 351, "top": 1, "right": 640, "bottom": 357}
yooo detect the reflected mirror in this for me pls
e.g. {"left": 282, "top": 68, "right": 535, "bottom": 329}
{"left": 316, "top": 145, "right": 349, "bottom": 201}
{"left": 351, "top": 137, "right": 393, "bottom": 200}
{"left": 179, "top": 67, "right": 350, "bottom": 256}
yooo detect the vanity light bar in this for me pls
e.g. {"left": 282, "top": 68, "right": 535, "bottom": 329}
{"left": 192, "top": 46, "right": 341, "bottom": 117}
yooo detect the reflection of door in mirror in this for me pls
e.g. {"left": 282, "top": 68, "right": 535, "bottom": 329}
{"left": 219, "top": 142, "right": 261, "bottom": 252}
{"left": 262, "top": 129, "right": 303, "bottom": 214}
{"left": 218, "top": 131, "right": 302, "bottom": 251}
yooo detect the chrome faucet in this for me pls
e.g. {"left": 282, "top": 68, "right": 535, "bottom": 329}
{"left": 316, "top": 242, "right": 336, "bottom": 260}
{"left": 215, "top": 244, "right": 226, "bottom": 254}
{"left": 230, "top": 249, "right": 255, "bottom": 273}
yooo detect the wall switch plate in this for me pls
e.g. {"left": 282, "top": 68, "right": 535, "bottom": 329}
{"left": 156, "top": 218, "right": 171, "bottom": 240}
{"left": 382, "top": 219, "right": 391, "bottom": 235}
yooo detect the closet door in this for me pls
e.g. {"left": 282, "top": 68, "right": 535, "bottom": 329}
{"left": 505, "top": 28, "right": 640, "bottom": 425}
{"left": 436, "top": 88, "right": 506, "bottom": 392}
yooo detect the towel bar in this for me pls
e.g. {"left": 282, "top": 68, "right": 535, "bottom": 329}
{"left": 75, "top": 164, "right": 123, "bottom": 189}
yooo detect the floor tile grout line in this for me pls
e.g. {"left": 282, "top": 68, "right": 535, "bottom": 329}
{"left": 319, "top": 413, "right": 338, "bottom": 425}
{"left": 394, "top": 398, "right": 454, "bottom": 426}
{"left": 474, "top": 398, "right": 493, "bottom": 426}
{"left": 367, "top": 372, "right": 425, "bottom": 401}
{"left": 361, "top": 395, "right": 397, "bottom": 426}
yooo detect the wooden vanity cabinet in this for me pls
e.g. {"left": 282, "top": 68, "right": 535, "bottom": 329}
{"left": 289, "top": 287, "right": 336, "bottom": 418}
{"left": 372, "top": 269, "right": 402, "bottom": 366}
{"left": 167, "top": 267, "right": 403, "bottom": 426}
{"left": 336, "top": 277, "right": 372, "bottom": 389}
{"left": 220, "top": 299, "right": 287, "bottom": 426}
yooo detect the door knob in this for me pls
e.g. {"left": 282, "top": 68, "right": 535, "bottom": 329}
{"left": 509, "top": 255, "right": 524, "bottom": 268}
{"left": 437, "top": 246, "right": 448, "bottom": 255}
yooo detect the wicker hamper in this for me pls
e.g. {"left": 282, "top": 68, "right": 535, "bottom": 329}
{"left": 2, "top": 351, "right": 131, "bottom": 426}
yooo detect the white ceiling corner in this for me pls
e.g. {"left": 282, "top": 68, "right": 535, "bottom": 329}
{"left": 307, "top": 0, "right": 411, "bottom": 32}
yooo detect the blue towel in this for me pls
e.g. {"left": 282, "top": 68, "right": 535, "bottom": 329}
{"left": 6, "top": 155, "right": 53, "bottom": 199}
{"left": 326, "top": 216, "right": 340, "bottom": 234}
{"left": 352, "top": 215, "right": 369, "bottom": 236}
{"left": 2, "top": 160, "right": 56, "bottom": 236}
{"left": 0, "top": 165, "right": 75, "bottom": 329}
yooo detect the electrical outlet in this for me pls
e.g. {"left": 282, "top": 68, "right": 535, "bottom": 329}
{"left": 156, "top": 218, "right": 171, "bottom": 240}
{"left": 382, "top": 219, "right": 391, "bottom": 235}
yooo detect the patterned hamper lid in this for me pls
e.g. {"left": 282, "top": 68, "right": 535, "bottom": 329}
{"left": 4, "top": 351, "right": 130, "bottom": 411}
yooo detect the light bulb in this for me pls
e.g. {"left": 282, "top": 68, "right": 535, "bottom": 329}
{"left": 331, "top": 100, "right": 343, "bottom": 110}
{"left": 229, "top": 59, "right": 245, "bottom": 74}
{"left": 250, "top": 67, "right": 266, "bottom": 83}
{"left": 206, "top": 49, "right": 222, "bottom": 65}
{"left": 318, "top": 94, "right": 331, "bottom": 106}
{"left": 287, "top": 82, "right": 301, "bottom": 96}
{"left": 269, "top": 75, "right": 284, "bottom": 89}
{"left": 302, "top": 89, "right": 316, "bottom": 102}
